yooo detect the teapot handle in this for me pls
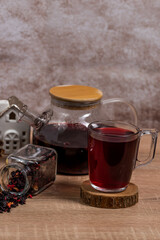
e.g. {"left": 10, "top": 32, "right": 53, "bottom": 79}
{"left": 102, "top": 98, "right": 138, "bottom": 125}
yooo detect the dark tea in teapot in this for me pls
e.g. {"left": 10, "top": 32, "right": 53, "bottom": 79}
{"left": 33, "top": 123, "right": 88, "bottom": 174}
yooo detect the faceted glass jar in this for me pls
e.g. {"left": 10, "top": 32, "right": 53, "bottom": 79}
{"left": 0, "top": 144, "right": 57, "bottom": 196}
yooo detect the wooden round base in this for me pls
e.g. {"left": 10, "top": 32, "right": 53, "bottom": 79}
{"left": 80, "top": 180, "right": 138, "bottom": 209}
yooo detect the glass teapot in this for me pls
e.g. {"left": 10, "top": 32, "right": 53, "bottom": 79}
{"left": 8, "top": 85, "right": 137, "bottom": 175}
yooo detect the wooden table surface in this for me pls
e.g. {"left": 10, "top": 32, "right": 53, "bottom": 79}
{"left": 0, "top": 134, "right": 159, "bottom": 240}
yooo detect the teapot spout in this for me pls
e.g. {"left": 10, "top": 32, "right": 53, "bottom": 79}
{"left": 8, "top": 96, "right": 52, "bottom": 130}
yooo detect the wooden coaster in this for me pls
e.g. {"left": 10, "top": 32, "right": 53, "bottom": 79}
{"left": 80, "top": 180, "right": 138, "bottom": 209}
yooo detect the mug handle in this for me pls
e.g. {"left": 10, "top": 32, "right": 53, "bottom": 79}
{"left": 135, "top": 129, "right": 158, "bottom": 168}
{"left": 102, "top": 98, "right": 138, "bottom": 125}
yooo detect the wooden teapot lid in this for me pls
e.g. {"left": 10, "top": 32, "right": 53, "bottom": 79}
{"left": 49, "top": 85, "right": 103, "bottom": 107}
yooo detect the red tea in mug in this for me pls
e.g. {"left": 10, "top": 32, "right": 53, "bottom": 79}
{"left": 88, "top": 123, "right": 140, "bottom": 192}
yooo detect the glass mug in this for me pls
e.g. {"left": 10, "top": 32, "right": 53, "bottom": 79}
{"left": 88, "top": 120, "right": 158, "bottom": 193}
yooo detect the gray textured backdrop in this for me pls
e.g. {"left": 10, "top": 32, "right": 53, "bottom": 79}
{"left": 0, "top": 0, "right": 160, "bottom": 129}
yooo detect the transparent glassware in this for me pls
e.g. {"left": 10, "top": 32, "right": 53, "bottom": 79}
{"left": 7, "top": 85, "right": 138, "bottom": 175}
{"left": 0, "top": 144, "right": 57, "bottom": 196}
{"left": 88, "top": 120, "right": 158, "bottom": 193}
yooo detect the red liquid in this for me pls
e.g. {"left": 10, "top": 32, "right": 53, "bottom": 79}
{"left": 88, "top": 127, "right": 139, "bottom": 191}
{"left": 33, "top": 123, "right": 88, "bottom": 174}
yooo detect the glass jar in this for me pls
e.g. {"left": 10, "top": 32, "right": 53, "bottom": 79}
{"left": 0, "top": 144, "right": 57, "bottom": 196}
{"left": 7, "top": 85, "right": 137, "bottom": 175}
